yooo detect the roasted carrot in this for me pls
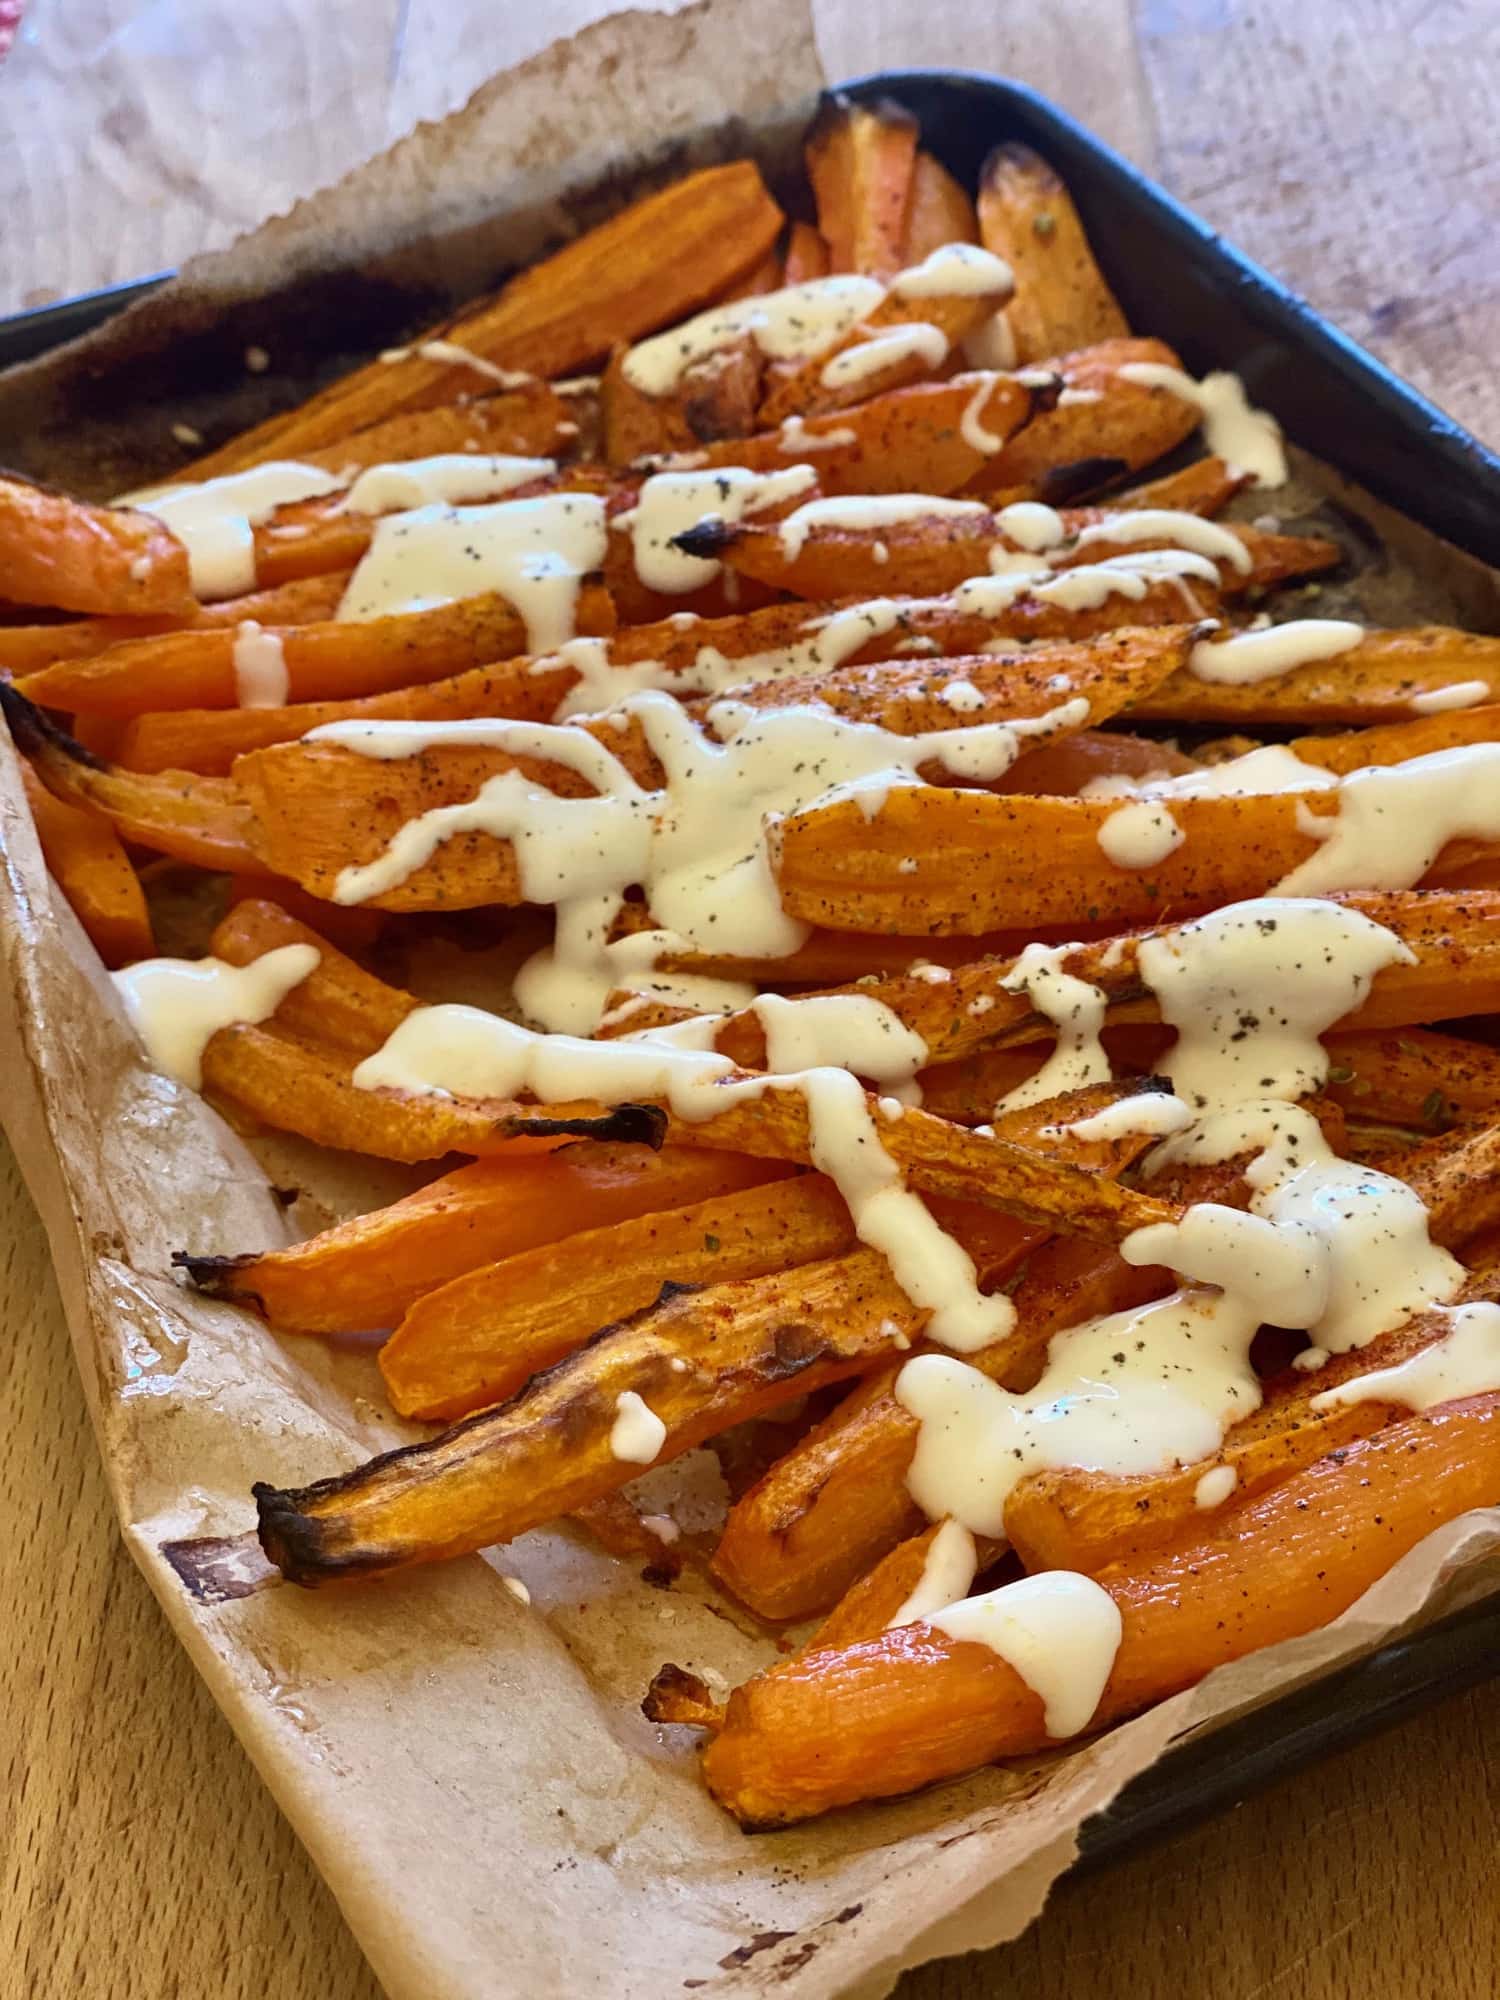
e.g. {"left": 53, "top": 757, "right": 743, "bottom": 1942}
{"left": 17, "top": 586, "right": 614, "bottom": 718}
{"left": 0, "top": 474, "right": 195, "bottom": 617}
{"left": 181, "top": 163, "right": 786, "bottom": 477}
{"left": 19, "top": 761, "right": 153, "bottom": 967}
{"left": 772, "top": 787, "right": 1500, "bottom": 937}
{"left": 960, "top": 337, "right": 1201, "bottom": 500}
{"left": 180, "top": 1143, "right": 784, "bottom": 1334}
{"left": 901, "top": 152, "right": 979, "bottom": 262}
{"left": 975, "top": 142, "right": 1128, "bottom": 364}
{"left": 683, "top": 503, "right": 1336, "bottom": 606}
{"left": 294, "top": 381, "right": 572, "bottom": 475}
{"left": 1132, "top": 627, "right": 1500, "bottom": 727}
{"left": 380, "top": 1172, "right": 850, "bottom": 1418}
{"left": 781, "top": 221, "right": 831, "bottom": 286}
{"left": 702, "top": 1397, "right": 1500, "bottom": 1825}
{"left": 3, "top": 687, "right": 263, "bottom": 875}
{"left": 201, "top": 1019, "right": 662, "bottom": 1162}
{"left": 655, "top": 372, "right": 1049, "bottom": 497}
{"left": 805, "top": 93, "right": 918, "bottom": 278}
{"left": 1323, "top": 1027, "right": 1500, "bottom": 1129}
{"left": 0, "top": 570, "right": 352, "bottom": 677}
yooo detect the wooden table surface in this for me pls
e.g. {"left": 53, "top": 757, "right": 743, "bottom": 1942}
{"left": 3, "top": 3, "right": 1498, "bottom": 1995}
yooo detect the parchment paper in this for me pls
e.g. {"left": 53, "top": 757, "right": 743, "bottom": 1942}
{"left": 4, "top": 4, "right": 1500, "bottom": 1994}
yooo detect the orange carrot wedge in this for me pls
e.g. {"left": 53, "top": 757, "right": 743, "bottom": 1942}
{"left": 292, "top": 381, "right": 572, "bottom": 475}
{"left": 960, "top": 337, "right": 1201, "bottom": 500}
{"left": 19, "top": 761, "right": 153, "bottom": 967}
{"left": 702, "top": 1396, "right": 1500, "bottom": 1825}
{"left": 901, "top": 152, "right": 979, "bottom": 261}
{"left": 782, "top": 221, "right": 831, "bottom": 286}
{"left": 0, "top": 474, "right": 195, "bottom": 616}
{"left": 380, "top": 1172, "right": 847, "bottom": 1419}
{"left": 180, "top": 1143, "right": 784, "bottom": 1335}
{"left": 682, "top": 508, "right": 1335, "bottom": 605}
{"left": 0, "top": 570, "right": 352, "bottom": 677}
{"left": 976, "top": 142, "right": 1129, "bottom": 364}
{"left": 16, "top": 585, "right": 614, "bottom": 718}
{"left": 805, "top": 93, "right": 919, "bottom": 278}
{"left": 1134, "top": 628, "right": 1500, "bottom": 728}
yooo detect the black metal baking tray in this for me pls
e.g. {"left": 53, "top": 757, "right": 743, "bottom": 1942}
{"left": 7, "top": 65, "right": 1499, "bottom": 1877}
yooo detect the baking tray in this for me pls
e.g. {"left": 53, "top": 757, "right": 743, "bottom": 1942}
{"left": 7, "top": 63, "right": 1500, "bottom": 1892}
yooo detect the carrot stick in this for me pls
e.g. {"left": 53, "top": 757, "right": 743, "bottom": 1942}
{"left": 0, "top": 570, "right": 352, "bottom": 676}
{"left": 0, "top": 474, "right": 195, "bottom": 616}
{"left": 960, "top": 337, "right": 1201, "bottom": 501}
{"left": 1323, "top": 1027, "right": 1500, "bottom": 1129}
{"left": 292, "top": 382, "right": 571, "bottom": 475}
{"left": 380, "top": 1172, "right": 848, "bottom": 1419}
{"left": 976, "top": 142, "right": 1129, "bottom": 364}
{"left": 16, "top": 585, "right": 614, "bottom": 718}
{"left": 181, "top": 163, "right": 786, "bottom": 478}
{"left": 208, "top": 899, "right": 416, "bottom": 1054}
{"left": 664, "top": 373, "right": 1048, "bottom": 498}
{"left": 773, "top": 789, "right": 1500, "bottom": 937}
{"left": 782, "top": 221, "right": 831, "bottom": 286}
{"left": 1132, "top": 628, "right": 1500, "bottom": 727}
{"left": 3, "top": 686, "right": 262, "bottom": 875}
{"left": 201, "top": 1021, "right": 661, "bottom": 1163}
{"left": 901, "top": 152, "right": 979, "bottom": 262}
{"left": 805, "top": 94, "right": 918, "bottom": 278}
{"left": 686, "top": 507, "right": 1335, "bottom": 605}
{"left": 702, "top": 1397, "right": 1500, "bottom": 1825}
{"left": 179, "top": 1143, "right": 784, "bottom": 1334}
{"left": 19, "top": 761, "right": 153, "bottom": 967}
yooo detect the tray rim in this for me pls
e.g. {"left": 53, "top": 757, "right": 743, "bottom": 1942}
{"left": 7, "top": 52, "right": 1500, "bottom": 1907}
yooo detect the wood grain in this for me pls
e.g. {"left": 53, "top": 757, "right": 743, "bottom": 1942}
{"left": 3, "top": 1, "right": 1498, "bottom": 1996}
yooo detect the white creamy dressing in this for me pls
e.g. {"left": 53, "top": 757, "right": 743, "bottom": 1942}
{"left": 884, "top": 1519, "right": 979, "bottom": 1629}
{"left": 898, "top": 1286, "right": 1264, "bottom": 1537}
{"left": 127, "top": 462, "right": 343, "bottom": 598}
{"left": 231, "top": 621, "right": 289, "bottom": 708}
{"left": 610, "top": 1389, "right": 668, "bottom": 1464}
{"left": 893, "top": 892, "right": 1465, "bottom": 1656}
{"left": 925, "top": 1571, "right": 1121, "bottom": 1738}
{"left": 1276, "top": 744, "right": 1500, "bottom": 894}
{"left": 112, "top": 945, "right": 320, "bottom": 1089}
{"left": 616, "top": 465, "right": 816, "bottom": 593}
{"left": 1311, "top": 1302, "right": 1500, "bottom": 1413}
{"left": 1188, "top": 619, "right": 1363, "bottom": 685}
{"left": 1081, "top": 744, "right": 1338, "bottom": 804}
{"left": 994, "top": 501, "right": 1065, "bottom": 552}
{"left": 1193, "top": 1463, "right": 1238, "bottom": 1509}
{"left": 961, "top": 312, "right": 1018, "bottom": 372}
{"left": 1047, "top": 1093, "right": 1196, "bottom": 1143}
{"left": 937, "top": 678, "right": 986, "bottom": 714}
{"left": 379, "top": 340, "right": 534, "bottom": 389}
{"left": 335, "top": 493, "right": 608, "bottom": 645}
{"left": 820, "top": 323, "right": 948, "bottom": 389}
{"left": 621, "top": 275, "right": 885, "bottom": 395}
{"left": 956, "top": 375, "right": 1007, "bottom": 454}
{"left": 993, "top": 943, "right": 1111, "bottom": 1110}
{"left": 341, "top": 455, "right": 555, "bottom": 514}
{"left": 1096, "top": 800, "right": 1185, "bottom": 868}
{"left": 752, "top": 992, "right": 928, "bottom": 1090}
{"left": 1116, "top": 363, "right": 1288, "bottom": 487}
{"left": 1074, "top": 509, "right": 1252, "bottom": 573}
{"left": 889, "top": 243, "right": 1013, "bottom": 299}
{"left": 776, "top": 493, "right": 991, "bottom": 560}
{"left": 777, "top": 416, "right": 858, "bottom": 453}
{"left": 1410, "top": 680, "right": 1493, "bottom": 714}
